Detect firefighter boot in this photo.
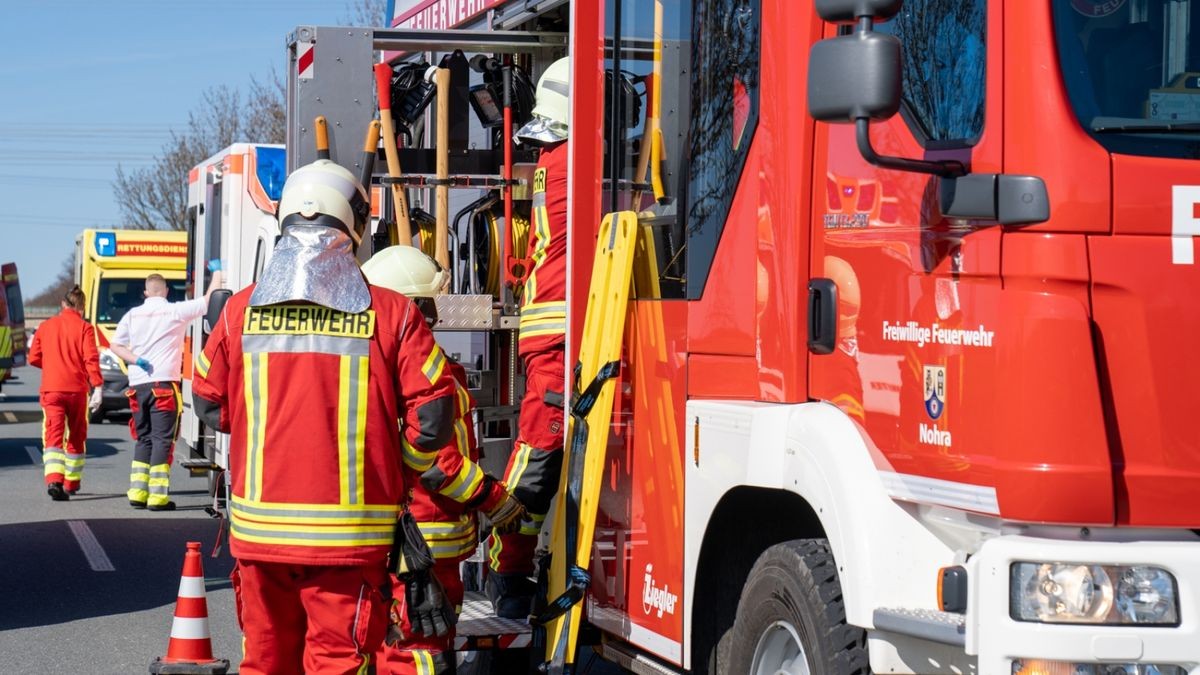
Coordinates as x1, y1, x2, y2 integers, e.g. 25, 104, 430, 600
47, 482, 69, 502
485, 573, 536, 620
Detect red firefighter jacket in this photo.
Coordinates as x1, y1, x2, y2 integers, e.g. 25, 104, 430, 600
410, 360, 506, 561
191, 285, 457, 566
519, 140, 569, 356
29, 308, 102, 393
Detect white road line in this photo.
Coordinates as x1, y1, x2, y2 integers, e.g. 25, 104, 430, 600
25, 445, 41, 466
3, 411, 16, 423
67, 520, 115, 572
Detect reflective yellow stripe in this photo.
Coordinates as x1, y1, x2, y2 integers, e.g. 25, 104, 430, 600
43, 450, 66, 477
195, 351, 211, 379
421, 348, 446, 385
525, 204, 551, 302
402, 437, 438, 473
243, 353, 268, 500
417, 515, 477, 557
338, 355, 369, 505
488, 536, 502, 570
230, 518, 394, 547
503, 443, 533, 493
414, 649, 435, 675
230, 496, 399, 526
63, 453, 86, 482
440, 460, 484, 503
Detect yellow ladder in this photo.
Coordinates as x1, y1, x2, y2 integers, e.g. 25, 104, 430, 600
538, 211, 639, 673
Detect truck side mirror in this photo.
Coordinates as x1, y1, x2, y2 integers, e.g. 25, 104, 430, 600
939, 174, 1051, 227
204, 289, 233, 335
807, 2, 967, 178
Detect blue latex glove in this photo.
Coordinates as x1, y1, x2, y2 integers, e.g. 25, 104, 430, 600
207, 259, 222, 273
135, 358, 153, 374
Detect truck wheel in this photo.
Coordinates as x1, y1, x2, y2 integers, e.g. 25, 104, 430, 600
727, 539, 868, 675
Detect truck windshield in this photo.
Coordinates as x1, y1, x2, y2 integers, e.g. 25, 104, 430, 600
1054, 0, 1200, 158
96, 278, 187, 324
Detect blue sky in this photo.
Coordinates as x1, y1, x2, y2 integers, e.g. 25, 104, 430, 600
0, 0, 364, 298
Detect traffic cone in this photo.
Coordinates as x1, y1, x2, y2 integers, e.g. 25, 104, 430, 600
149, 541, 230, 674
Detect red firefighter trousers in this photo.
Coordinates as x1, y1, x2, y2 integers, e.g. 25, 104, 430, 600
232, 560, 389, 675
488, 348, 565, 576
377, 559, 465, 675
40, 391, 88, 490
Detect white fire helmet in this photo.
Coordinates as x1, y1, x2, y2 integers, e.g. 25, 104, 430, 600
361, 245, 448, 298
248, 160, 372, 314
516, 56, 570, 145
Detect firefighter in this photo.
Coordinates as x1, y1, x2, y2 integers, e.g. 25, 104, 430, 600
362, 246, 526, 674
27, 286, 102, 501
191, 160, 460, 675
486, 55, 571, 618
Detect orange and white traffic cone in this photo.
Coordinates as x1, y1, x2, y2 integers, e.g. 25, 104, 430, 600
149, 541, 230, 674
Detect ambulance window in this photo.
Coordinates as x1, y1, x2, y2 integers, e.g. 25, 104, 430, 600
684, 0, 760, 298
605, 0, 694, 299
876, 0, 987, 147
5, 284, 23, 324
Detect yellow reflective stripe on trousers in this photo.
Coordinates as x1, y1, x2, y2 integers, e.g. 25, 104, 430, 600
338, 355, 369, 505
128, 460, 150, 502
420, 347, 446, 385
413, 649, 435, 675
63, 452, 86, 482
43, 449, 66, 478
148, 463, 170, 505
243, 353, 268, 500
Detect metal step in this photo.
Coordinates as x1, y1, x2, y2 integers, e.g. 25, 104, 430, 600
179, 457, 217, 470
872, 607, 966, 647
454, 591, 532, 651
597, 640, 681, 675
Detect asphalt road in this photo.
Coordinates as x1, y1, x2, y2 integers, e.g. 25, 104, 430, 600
0, 368, 239, 674
0, 368, 627, 675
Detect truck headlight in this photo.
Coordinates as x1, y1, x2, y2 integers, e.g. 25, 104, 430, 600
99, 350, 122, 372
1011, 562, 1179, 625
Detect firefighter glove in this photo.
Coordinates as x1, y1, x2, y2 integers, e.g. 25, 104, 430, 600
389, 511, 434, 576
88, 388, 102, 413
484, 484, 526, 535
394, 569, 457, 639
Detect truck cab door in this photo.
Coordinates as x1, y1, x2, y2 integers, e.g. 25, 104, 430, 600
808, 0, 1007, 515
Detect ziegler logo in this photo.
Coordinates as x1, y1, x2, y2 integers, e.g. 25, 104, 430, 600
641, 564, 678, 618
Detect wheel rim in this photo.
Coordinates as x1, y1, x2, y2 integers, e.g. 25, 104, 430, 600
750, 620, 811, 675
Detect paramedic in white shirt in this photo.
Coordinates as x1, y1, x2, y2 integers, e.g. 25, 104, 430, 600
110, 265, 223, 511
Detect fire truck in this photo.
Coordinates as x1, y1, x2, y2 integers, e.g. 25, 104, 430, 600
178, 143, 285, 477
74, 229, 188, 420
0, 263, 27, 388
276, 0, 1200, 672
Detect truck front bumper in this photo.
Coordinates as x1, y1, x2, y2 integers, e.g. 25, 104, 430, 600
970, 532, 1200, 673
98, 369, 129, 415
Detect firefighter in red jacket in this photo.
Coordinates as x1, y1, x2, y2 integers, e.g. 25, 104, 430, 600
485, 56, 572, 618
28, 286, 102, 501
191, 160, 460, 674
363, 246, 525, 674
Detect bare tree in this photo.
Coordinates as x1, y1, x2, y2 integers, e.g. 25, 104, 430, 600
112, 77, 287, 231
342, 0, 388, 27
27, 255, 77, 308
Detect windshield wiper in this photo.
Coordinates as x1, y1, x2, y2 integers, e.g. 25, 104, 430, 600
1091, 122, 1200, 133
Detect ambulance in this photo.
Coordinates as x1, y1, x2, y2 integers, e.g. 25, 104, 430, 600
178, 143, 285, 479
0, 262, 26, 388
74, 229, 188, 419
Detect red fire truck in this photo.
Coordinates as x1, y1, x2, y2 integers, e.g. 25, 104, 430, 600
283, 0, 1200, 671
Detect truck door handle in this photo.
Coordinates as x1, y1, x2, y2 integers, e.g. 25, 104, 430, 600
808, 278, 837, 355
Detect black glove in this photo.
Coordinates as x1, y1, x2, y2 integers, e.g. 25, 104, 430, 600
390, 511, 435, 576
393, 569, 457, 640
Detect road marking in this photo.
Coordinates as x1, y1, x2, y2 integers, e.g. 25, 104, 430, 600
67, 521, 115, 572
3, 411, 16, 423
25, 445, 41, 466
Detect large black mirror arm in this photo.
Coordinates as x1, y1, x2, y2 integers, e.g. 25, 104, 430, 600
855, 118, 967, 178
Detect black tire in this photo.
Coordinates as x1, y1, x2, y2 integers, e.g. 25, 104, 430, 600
727, 539, 869, 674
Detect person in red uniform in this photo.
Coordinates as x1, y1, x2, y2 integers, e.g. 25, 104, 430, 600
28, 286, 102, 501
191, 160, 459, 675
485, 56, 572, 618
363, 246, 525, 674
